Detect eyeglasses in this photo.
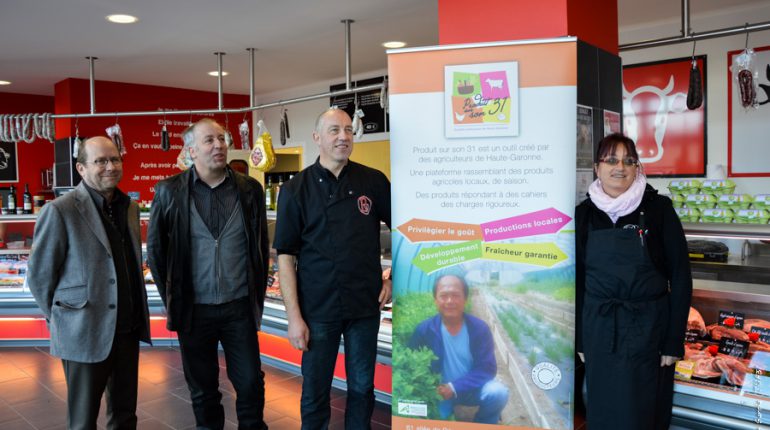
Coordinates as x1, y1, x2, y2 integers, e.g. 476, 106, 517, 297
88, 157, 123, 167
599, 156, 638, 167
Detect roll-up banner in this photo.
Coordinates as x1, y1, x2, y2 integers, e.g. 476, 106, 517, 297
388, 38, 577, 430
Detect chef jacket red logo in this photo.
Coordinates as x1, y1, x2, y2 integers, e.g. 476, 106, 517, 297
357, 195, 372, 215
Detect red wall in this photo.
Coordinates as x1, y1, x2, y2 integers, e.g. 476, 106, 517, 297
0, 92, 56, 196
567, 0, 618, 55
438, 0, 618, 55
55, 78, 250, 202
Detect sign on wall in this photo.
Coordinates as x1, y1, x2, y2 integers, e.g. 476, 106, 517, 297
0, 141, 19, 183
330, 76, 389, 134
622, 56, 707, 177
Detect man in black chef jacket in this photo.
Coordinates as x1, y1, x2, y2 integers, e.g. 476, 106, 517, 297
274, 107, 391, 429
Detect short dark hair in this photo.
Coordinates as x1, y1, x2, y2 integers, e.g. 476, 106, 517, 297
595, 133, 639, 164
432, 274, 469, 298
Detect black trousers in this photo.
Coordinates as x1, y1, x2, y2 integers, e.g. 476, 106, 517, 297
177, 297, 267, 430
62, 331, 140, 430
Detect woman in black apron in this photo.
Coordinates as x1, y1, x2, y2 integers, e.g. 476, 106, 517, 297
576, 133, 692, 430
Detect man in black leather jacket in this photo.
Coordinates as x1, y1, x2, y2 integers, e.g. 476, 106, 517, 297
147, 118, 269, 430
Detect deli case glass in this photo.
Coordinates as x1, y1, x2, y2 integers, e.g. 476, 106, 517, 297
672, 223, 770, 430
0, 210, 394, 401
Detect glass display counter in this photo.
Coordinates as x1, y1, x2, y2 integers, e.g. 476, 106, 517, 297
0, 211, 394, 400
672, 223, 770, 429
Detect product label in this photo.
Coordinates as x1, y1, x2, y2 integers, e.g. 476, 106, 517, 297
718, 338, 750, 358
751, 327, 770, 343
685, 330, 701, 343
719, 310, 745, 329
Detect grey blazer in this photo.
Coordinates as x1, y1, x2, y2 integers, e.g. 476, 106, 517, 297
27, 182, 151, 363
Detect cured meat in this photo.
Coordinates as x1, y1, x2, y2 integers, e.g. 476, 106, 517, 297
684, 346, 710, 362
749, 341, 770, 353
687, 60, 703, 110
692, 357, 722, 378
714, 356, 751, 386
160, 125, 170, 151
739, 69, 756, 108
707, 323, 750, 342
688, 307, 707, 336
742, 318, 770, 333
690, 354, 751, 386
239, 120, 250, 150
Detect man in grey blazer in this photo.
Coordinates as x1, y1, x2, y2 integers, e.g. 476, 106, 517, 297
28, 136, 151, 430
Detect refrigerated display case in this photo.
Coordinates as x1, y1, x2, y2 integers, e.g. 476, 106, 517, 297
0, 210, 394, 401
672, 222, 770, 429
0, 213, 176, 342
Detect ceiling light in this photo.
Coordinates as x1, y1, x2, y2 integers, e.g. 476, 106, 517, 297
0, 81, 10, 86
208, 71, 229, 77
382, 41, 407, 49
106, 14, 138, 24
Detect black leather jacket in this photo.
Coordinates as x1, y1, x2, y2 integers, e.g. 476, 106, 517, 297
147, 167, 269, 332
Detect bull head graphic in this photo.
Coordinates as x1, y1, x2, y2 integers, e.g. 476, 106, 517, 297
622, 76, 687, 164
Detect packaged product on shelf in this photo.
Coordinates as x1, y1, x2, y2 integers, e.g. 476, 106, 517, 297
753, 195, 770, 210
687, 240, 729, 262
0, 253, 28, 289
700, 208, 734, 223
676, 207, 700, 223
734, 209, 770, 224
669, 179, 702, 195
701, 179, 737, 196
265, 251, 282, 300
686, 193, 718, 210
671, 193, 687, 208
717, 194, 753, 210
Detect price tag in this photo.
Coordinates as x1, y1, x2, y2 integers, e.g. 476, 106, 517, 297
751, 327, 770, 343
718, 338, 750, 358
685, 330, 701, 343
718, 310, 745, 329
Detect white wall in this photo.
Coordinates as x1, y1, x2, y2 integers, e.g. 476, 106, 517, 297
252, 68, 390, 169
619, 3, 770, 195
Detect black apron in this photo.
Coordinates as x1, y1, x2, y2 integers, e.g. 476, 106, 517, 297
582, 209, 675, 430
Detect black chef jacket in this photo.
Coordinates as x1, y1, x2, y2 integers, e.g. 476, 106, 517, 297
273, 158, 391, 322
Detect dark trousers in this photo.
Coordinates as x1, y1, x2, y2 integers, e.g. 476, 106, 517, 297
300, 315, 380, 430
62, 331, 140, 430
177, 297, 267, 430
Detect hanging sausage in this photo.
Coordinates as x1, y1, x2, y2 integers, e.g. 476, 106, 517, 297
686, 43, 703, 110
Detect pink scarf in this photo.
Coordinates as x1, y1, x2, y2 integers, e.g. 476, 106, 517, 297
588, 173, 647, 224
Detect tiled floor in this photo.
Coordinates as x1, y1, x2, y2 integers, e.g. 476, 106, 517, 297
0, 346, 391, 430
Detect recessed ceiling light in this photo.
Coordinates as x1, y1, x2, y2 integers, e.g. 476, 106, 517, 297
106, 14, 138, 24
0, 81, 10, 86
382, 41, 407, 49
208, 71, 229, 77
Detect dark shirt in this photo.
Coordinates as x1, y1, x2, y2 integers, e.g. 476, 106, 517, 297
273, 158, 391, 322
190, 167, 238, 238
84, 184, 142, 333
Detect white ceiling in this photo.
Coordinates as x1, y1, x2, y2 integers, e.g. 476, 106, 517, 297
0, 0, 767, 98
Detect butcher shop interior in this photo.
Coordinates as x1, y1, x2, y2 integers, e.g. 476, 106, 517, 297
1, 0, 770, 429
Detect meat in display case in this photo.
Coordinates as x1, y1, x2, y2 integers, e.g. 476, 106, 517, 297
672, 223, 770, 429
